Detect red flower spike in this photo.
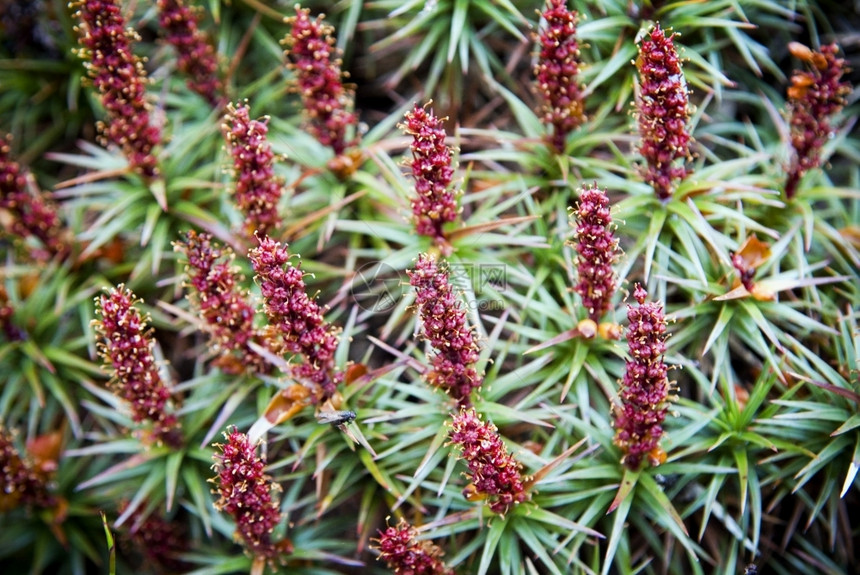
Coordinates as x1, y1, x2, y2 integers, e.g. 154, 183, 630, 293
156, 0, 222, 105
573, 184, 619, 322
284, 5, 357, 156
0, 285, 26, 342
449, 408, 530, 516
613, 284, 671, 470
249, 235, 342, 399
94, 285, 182, 448
223, 102, 284, 239
401, 103, 460, 250
635, 25, 691, 200
784, 42, 852, 199
408, 254, 482, 407
120, 501, 190, 573
0, 426, 56, 512
0, 135, 65, 260
175, 231, 272, 375
534, 0, 586, 153
374, 518, 453, 575
73, 0, 161, 178
212, 428, 292, 561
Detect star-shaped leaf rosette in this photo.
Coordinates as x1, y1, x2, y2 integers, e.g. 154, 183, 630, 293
714, 233, 849, 304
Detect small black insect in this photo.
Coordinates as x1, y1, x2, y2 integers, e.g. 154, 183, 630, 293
316, 410, 357, 427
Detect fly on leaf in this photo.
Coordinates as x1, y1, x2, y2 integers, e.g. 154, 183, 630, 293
316, 410, 357, 427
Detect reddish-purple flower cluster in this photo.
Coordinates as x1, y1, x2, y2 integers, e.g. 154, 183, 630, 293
534, 0, 586, 153
375, 518, 453, 575
284, 5, 356, 156
635, 25, 691, 200
0, 285, 25, 342
613, 284, 670, 470
401, 104, 459, 251
223, 102, 284, 238
573, 184, 619, 323
94, 286, 181, 447
784, 42, 852, 199
449, 408, 530, 516
0, 135, 65, 259
249, 235, 341, 399
0, 426, 56, 512
212, 428, 291, 561
175, 231, 271, 375
156, 0, 222, 105
120, 501, 189, 573
408, 254, 482, 407
74, 0, 161, 178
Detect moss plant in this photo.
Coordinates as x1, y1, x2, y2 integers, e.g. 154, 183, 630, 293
0, 1, 858, 574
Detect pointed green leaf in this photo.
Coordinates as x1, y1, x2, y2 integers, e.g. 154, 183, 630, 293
840, 436, 860, 498
477, 518, 507, 575
602, 472, 636, 575
101, 511, 116, 575
732, 447, 749, 517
